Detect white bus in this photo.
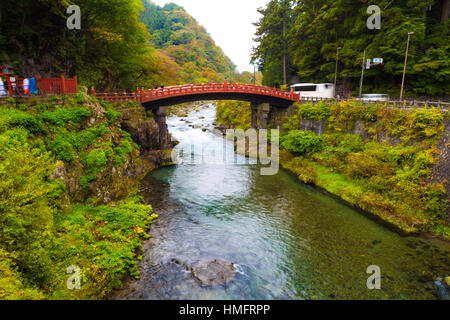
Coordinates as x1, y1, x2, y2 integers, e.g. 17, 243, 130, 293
290, 83, 335, 99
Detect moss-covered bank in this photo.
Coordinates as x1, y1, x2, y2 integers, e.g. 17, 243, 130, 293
216, 100, 449, 239
0, 93, 172, 299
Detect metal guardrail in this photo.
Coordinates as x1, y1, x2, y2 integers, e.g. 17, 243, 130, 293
298, 97, 450, 110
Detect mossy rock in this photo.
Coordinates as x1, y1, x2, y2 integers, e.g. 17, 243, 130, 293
190, 259, 236, 286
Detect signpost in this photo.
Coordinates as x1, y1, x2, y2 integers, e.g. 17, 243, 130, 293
360, 53, 384, 97
373, 58, 383, 64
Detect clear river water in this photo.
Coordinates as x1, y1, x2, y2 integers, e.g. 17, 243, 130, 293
113, 104, 449, 300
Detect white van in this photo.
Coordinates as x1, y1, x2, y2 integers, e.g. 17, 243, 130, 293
290, 83, 334, 99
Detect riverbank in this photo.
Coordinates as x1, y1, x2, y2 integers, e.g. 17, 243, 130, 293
0, 92, 172, 299
216, 100, 450, 240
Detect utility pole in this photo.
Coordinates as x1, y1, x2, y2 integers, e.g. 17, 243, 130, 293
334, 47, 342, 98
400, 32, 414, 101
359, 50, 366, 98
282, 18, 287, 86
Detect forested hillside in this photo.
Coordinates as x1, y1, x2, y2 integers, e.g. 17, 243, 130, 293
252, 0, 449, 97
0, 0, 239, 91
140, 1, 237, 85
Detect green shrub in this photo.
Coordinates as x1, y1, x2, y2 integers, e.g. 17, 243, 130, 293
411, 108, 444, 137
8, 111, 46, 134
48, 135, 76, 162
35, 103, 50, 113
68, 124, 109, 151
86, 149, 109, 173
297, 102, 330, 120
47, 180, 67, 200
49, 198, 158, 299
105, 107, 122, 122
113, 140, 133, 166
2, 128, 29, 144
216, 100, 251, 130
388, 146, 420, 165
42, 106, 92, 127
76, 92, 87, 104
0, 249, 45, 300
281, 130, 325, 155
0, 133, 56, 288
325, 134, 365, 156
80, 174, 97, 189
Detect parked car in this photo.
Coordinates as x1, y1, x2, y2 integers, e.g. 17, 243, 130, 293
359, 94, 389, 102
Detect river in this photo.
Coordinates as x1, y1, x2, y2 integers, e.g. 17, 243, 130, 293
113, 103, 449, 300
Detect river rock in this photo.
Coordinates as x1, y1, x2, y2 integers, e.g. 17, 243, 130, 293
215, 123, 227, 134
434, 277, 450, 300
190, 259, 236, 286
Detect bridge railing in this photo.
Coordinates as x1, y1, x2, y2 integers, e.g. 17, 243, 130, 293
91, 83, 301, 103
140, 83, 300, 102
91, 91, 141, 102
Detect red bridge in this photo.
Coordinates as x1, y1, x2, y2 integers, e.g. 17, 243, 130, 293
92, 83, 300, 150
93, 82, 300, 109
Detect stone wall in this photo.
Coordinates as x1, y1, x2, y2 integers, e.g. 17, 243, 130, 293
431, 117, 450, 222
299, 118, 326, 136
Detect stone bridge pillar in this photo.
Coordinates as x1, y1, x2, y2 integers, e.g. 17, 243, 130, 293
251, 102, 259, 129
259, 103, 270, 129
154, 106, 168, 150
271, 105, 292, 130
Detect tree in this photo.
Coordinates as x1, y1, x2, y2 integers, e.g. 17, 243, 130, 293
254, 0, 449, 96
252, 0, 296, 87
0, 0, 160, 90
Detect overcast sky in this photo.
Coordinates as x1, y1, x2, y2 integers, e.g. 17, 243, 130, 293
150, 0, 270, 72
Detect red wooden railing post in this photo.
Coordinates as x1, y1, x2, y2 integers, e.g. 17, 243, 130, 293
61, 75, 66, 94
7, 77, 12, 97
74, 76, 78, 93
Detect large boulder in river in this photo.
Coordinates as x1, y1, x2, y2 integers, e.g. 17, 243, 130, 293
191, 259, 236, 286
